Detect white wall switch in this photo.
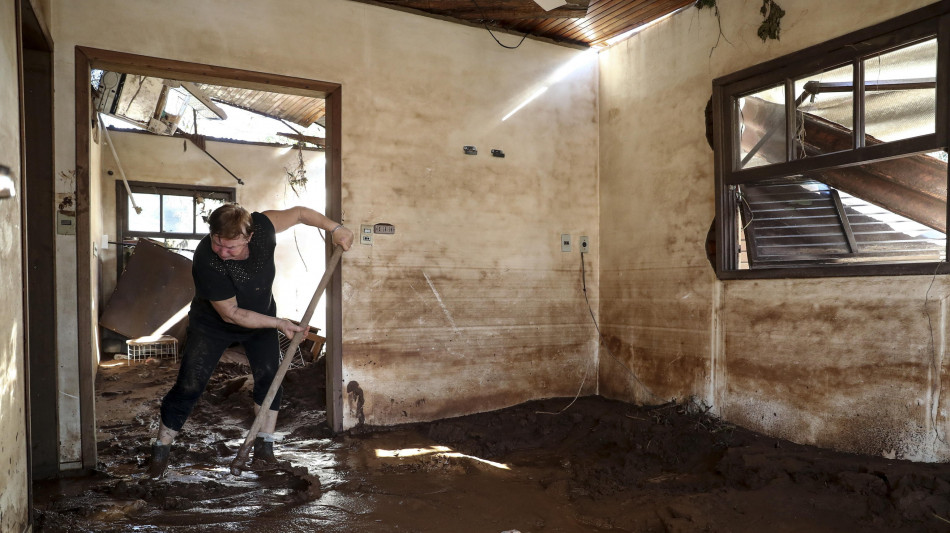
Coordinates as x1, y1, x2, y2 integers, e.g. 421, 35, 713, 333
561, 233, 572, 252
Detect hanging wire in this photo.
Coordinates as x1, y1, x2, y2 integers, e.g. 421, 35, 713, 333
924, 262, 949, 448
537, 250, 662, 415
470, 0, 531, 49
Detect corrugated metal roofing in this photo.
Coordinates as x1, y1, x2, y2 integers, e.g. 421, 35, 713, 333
194, 84, 326, 129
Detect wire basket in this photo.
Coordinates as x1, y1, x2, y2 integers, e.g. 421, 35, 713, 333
277, 330, 308, 369
126, 335, 179, 364
276, 325, 325, 370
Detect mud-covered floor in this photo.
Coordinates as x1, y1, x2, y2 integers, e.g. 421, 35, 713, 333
33, 356, 950, 532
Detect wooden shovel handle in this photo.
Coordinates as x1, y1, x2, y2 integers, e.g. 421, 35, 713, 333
230, 245, 344, 474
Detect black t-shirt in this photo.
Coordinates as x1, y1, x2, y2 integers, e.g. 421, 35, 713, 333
188, 211, 278, 335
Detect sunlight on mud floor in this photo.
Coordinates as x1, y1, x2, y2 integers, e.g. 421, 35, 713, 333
32, 358, 950, 532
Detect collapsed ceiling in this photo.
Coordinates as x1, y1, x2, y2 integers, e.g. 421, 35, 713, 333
349, 0, 695, 48
93, 71, 327, 145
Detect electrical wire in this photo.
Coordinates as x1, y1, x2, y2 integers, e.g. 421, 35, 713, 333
470, 0, 530, 49
579, 250, 660, 402
537, 250, 661, 416
924, 262, 949, 447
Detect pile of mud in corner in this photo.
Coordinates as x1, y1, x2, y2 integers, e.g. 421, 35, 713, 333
33, 357, 950, 532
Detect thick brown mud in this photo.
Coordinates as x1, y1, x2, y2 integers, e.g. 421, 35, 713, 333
33, 356, 950, 532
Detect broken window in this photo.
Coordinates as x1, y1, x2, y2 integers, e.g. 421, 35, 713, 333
117, 181, 235, 272
713, 3, 950, 278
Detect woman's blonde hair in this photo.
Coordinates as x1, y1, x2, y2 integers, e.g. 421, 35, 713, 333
208, 203, 252, 239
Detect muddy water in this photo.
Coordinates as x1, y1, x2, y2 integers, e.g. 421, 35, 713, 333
33, 358, 950, 532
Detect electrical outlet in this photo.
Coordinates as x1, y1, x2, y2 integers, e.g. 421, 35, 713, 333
561, 234, 572, 252
579, 236, 590, 253
360, 224, 373, 245
374, 223, 395, 234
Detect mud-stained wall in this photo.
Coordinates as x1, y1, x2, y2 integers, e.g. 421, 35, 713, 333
97, 131, 328, 330
598, 0, 950, 461
0, 0, 30, 529
51, 0, 599, 435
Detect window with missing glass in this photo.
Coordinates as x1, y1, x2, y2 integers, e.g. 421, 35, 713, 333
712, 2, 950, 278
117, 181, 235, 272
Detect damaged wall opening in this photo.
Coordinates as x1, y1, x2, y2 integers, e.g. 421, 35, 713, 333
713, 8, 950, 278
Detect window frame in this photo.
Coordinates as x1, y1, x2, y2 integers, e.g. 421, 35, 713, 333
116, 180, 236, 273
712, 1, 950, 279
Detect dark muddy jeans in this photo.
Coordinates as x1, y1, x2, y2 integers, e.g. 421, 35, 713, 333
160, 326, 283, 432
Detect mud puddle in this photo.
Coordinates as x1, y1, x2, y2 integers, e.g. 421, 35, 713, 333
33, 357, 950, 532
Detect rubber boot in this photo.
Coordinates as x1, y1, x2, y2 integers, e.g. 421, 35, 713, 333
148, 443, 171, 480
253, 436, 277, 464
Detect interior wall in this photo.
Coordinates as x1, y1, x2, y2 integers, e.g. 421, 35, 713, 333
598, 0, 950, 461
98, 131, 328, 332
52, 0, 599, 435
0, 0, 30, 529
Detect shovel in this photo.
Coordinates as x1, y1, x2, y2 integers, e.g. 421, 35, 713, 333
230, 245, 344, 475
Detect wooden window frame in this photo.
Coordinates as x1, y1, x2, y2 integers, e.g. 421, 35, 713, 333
713, 1, 950, 279
115, 180, 236, 274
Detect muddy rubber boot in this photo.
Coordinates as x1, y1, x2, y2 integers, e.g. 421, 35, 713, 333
252, 436, 277, 465
148, 443, 171, 480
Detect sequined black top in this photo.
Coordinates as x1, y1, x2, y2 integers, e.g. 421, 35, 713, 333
188, 212, 278, 335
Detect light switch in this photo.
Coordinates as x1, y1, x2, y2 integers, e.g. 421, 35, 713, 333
561, 234, 572, 252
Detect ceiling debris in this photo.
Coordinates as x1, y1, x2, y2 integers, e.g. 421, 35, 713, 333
351, 0, 694, 48
92, 71, 326, 144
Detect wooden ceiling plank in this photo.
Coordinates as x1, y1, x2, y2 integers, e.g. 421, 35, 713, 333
244, 89, 271, 109
284, 96, 317, 121
560, 0, 666, 39
356, 0, 690, 47
571, 0, 688, 43
525, 0, 629, 32
278, 96, 305, 118
596, 0, 692, 41
266, 97, 293, 119
400, 0, 589, 20
542, 0, 643, 40
528, 0, 684, 45
301, 106, 327, 126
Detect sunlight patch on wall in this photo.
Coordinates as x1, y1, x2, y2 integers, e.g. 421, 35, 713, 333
502, 49, 597, 122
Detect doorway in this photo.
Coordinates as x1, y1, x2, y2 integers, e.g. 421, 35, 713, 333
74, 48, 344, 470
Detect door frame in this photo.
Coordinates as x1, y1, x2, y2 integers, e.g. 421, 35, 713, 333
74, 47, 345, 469
18, 0, 55, 524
